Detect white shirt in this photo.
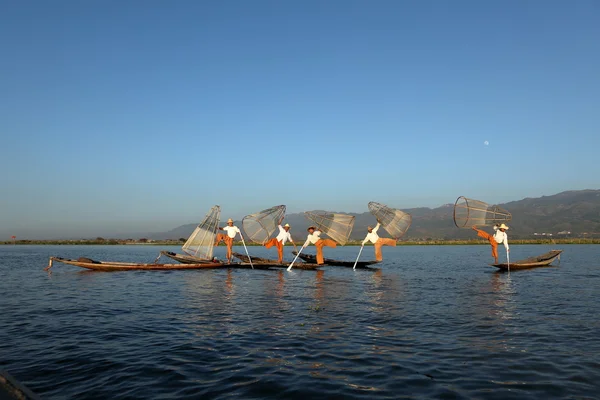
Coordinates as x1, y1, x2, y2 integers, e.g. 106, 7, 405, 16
493, 227, 509, 250
223, 225, 240, 239
303, 230, 322, 247
276, 225, 293, 245
362, 223, 381, 245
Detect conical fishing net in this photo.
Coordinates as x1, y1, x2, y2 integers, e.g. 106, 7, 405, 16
242, 205, 286, 244
304, 211, 355, 246
182, 205, 221, 259
368, 201, 412, 239
453, 196, 512, 228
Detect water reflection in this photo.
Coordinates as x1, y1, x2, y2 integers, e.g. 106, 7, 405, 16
314, 270, 325, 301
364, 269, 406, 317
264, 269, 287, 306
490, 272, 515, 322
372, 268, 383, 287
181, 270, 233, 334
225, 269, 234, 298
4, 245, 600, 399
365, 269, 385, 313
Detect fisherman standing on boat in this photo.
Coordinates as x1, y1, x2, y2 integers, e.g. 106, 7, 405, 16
472, 223, 509, 264
302, 226, 336, 265
361, 222, 396, 262
264, 223, 296, 264
216, 218, 241, 263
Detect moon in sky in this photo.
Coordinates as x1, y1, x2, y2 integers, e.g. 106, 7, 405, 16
484, 141, 489, 146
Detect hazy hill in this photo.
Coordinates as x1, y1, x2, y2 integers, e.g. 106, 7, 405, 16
147, 190, 600, 241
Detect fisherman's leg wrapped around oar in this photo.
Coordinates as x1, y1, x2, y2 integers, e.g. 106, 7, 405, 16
216, 235, 234, 261
264, 238, 284, 263
374, 238, 396, 262
214, 233, 227, 246
315, 239, 336, 264
473, 228, 498, 260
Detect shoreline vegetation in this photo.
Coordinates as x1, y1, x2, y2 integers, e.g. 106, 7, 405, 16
2, 238, 599, 246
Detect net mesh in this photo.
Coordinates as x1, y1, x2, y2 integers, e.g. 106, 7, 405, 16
242, 205, 286, 245
182, 205, 221, 258
368, 202, 412, 239
453, 196, 512, 228
305, 211, 355, 246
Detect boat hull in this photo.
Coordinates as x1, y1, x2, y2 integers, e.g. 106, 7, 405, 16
47, 257, 224, 271
291, 251, 380, 268
159, 250, 215, 264
491, 250, 562, 270
1, 369, 40, 400
232, 253, 321, 270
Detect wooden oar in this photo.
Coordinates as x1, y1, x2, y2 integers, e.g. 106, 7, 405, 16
353, 245, 364, 270
287, 246, 304, 271
240, 234, 253, 269
507, 249, 510, 271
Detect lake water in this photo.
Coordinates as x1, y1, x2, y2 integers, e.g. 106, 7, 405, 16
1, 244, 600, 399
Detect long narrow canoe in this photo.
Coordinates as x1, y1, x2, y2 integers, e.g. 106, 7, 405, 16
491, 250, 563, 271
232, 253, 321, 270
46, 256, 224, 271
291, 251, 381, 268
1, 369, 41, 400
159, 250, 214, 264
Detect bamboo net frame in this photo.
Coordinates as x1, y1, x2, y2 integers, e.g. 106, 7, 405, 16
368, 201, 412, 239
182, 205, 221, 259
242, 205, 286, 245
304, 211, 355, 246
453, 196, 512, 228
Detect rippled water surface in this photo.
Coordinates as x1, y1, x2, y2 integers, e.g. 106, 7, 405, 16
1, 244, 600, 399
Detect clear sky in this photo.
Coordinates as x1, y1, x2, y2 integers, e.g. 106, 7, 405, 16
1, 0, 599, 239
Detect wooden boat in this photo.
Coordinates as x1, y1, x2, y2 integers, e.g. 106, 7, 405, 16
232, 252, 321, 270
159, 253, 274, 270
159, 250, 213, 264
1, 369, 41, 400
230, 263, 273, 270
291, 251, 380, 268
158, 205, 223, 264
45, 256, 225, 271
491, 250, 563, 271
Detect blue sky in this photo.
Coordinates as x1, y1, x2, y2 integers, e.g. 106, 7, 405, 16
1, 0, 599, 239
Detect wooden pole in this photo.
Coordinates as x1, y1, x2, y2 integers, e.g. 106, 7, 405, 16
287, 247, 304, 271
353, 246, 364, 270
240, 234, 253, 269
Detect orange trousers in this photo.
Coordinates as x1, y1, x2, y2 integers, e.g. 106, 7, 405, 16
474, 229, 498, 259
374, 238, 396, 261
264, 238, 284, 263
215, 233, 234, 261
315, 239, 336, 264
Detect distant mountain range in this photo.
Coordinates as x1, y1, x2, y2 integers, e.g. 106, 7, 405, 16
144, 189, 600, 241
